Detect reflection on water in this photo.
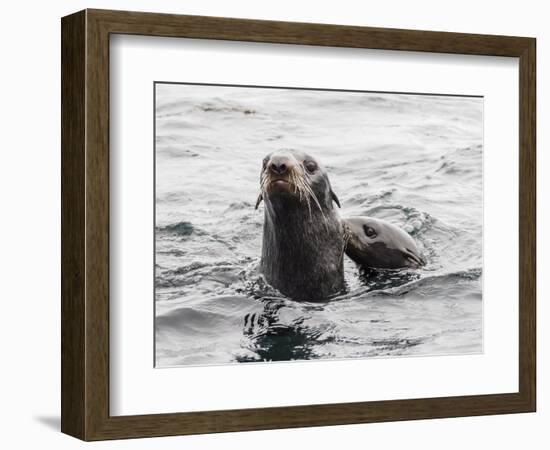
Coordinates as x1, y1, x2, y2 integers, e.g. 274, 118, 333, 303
154, 84, 483, 367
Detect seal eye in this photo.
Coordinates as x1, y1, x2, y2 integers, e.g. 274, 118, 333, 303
304, 161, 318, 173
363, 225, 377, 238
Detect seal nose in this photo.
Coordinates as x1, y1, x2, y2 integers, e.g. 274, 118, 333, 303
269, 156, 292, 175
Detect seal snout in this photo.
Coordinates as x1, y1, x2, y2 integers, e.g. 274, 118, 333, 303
268, 155, 293, 175
265, 154, 298, 193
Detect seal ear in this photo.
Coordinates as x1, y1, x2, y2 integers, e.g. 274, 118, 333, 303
255, 193, 263, 210
331, 190, 341, 208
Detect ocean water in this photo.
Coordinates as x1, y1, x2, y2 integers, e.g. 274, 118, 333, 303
154, 83, 483, 367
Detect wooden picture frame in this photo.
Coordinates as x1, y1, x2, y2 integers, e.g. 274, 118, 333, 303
61, 9, 536, 441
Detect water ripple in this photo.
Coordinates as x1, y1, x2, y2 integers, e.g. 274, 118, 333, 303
154, 85, 483, 366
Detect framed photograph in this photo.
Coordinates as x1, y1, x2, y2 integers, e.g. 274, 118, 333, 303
61, 9, 536, 440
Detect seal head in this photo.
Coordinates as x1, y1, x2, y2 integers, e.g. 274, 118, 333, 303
257, 149, 345, 300
344, 216, 425, 269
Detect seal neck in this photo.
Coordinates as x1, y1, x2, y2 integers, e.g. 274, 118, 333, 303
260, 206, 345, 300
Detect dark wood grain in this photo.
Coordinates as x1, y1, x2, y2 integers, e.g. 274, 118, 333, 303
61, 8, 536, 441
90, 8, 532, 56
85, 10, 111, 438
518, 39, 536, 410
61, 10, 86, 439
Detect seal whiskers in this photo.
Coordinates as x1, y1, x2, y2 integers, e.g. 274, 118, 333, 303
258, 161, 328, 227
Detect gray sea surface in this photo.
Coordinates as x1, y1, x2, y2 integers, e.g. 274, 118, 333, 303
154, 83, 483, 367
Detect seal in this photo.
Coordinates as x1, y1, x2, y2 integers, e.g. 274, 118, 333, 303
344, 216, 425, 269
256, 149, 345, 300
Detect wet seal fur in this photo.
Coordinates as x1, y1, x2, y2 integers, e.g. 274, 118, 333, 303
344, 216, 425, 269
256, 149, 346, 301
